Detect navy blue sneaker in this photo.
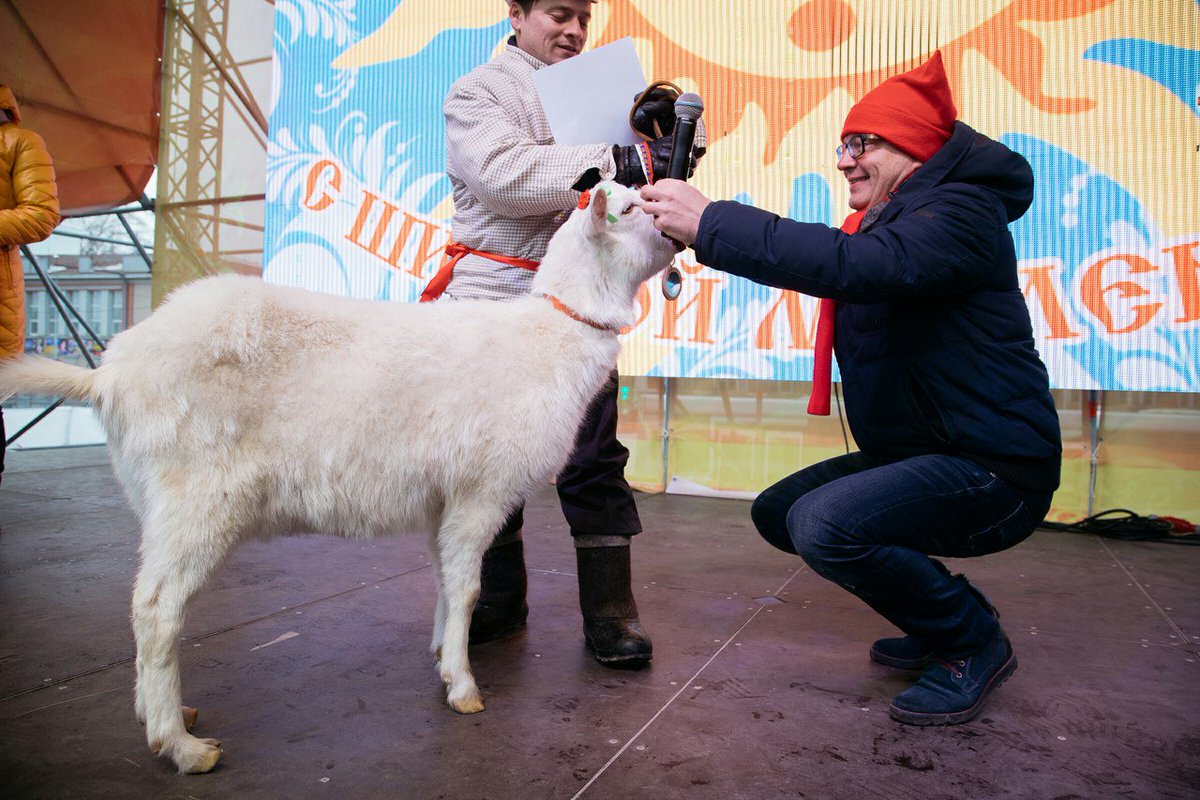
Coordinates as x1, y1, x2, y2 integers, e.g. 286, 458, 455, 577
889, 632, 1018, 725
871, 574, 998, 671
870, 635, 935, 670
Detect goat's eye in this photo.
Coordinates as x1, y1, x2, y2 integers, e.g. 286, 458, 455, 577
620, 205, 636, 216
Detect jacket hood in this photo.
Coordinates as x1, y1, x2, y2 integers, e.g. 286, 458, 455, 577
899, 121, 1033, 222
0, 85, 20, 124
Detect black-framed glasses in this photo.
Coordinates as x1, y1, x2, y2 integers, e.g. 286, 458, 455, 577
835, 133, 882, 160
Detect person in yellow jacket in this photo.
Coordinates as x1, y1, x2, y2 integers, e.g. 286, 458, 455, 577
1, 84, 60, 482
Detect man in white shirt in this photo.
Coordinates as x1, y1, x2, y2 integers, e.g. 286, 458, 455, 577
429, 0, 699, 665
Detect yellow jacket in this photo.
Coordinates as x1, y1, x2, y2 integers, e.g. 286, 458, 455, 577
1, 85, 60, 358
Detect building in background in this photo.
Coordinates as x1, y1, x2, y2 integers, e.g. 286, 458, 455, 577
21, 253, 152, 368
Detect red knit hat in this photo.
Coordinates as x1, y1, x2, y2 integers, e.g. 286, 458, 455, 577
841, 51, 956, 162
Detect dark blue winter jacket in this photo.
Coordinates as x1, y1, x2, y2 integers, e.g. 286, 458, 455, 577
694, 122, 1061, 493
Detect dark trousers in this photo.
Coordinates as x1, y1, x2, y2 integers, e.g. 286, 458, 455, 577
1, 406, 6, 479
751, 451, 1052, 657
496, 370, 641, 540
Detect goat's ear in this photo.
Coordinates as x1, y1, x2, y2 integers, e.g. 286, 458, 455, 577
585, 186, 610, 235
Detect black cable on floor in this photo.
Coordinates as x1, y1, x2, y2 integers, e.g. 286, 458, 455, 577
1041, 508, 1200, 545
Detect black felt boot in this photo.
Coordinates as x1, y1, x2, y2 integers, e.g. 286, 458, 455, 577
576, 543, 652, 665
468, 538, 528, 644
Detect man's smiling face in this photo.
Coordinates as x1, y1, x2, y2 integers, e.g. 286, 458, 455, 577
510, 0, 592, 65
838, 134, 923, 211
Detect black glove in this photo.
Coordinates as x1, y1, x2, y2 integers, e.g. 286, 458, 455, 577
612, 136, 695, 187
630, 82, 681, 140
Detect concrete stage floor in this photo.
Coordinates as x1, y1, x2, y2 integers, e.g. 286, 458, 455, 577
1, 445, 1197, 799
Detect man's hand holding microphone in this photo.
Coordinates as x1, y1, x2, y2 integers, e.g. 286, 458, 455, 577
637, 90, 711, 247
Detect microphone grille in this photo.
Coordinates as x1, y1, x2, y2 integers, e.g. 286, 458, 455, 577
674, 92, 704, 121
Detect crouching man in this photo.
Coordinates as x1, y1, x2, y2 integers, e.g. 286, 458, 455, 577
424, 0, 700, 664
642, 52, 1061, 723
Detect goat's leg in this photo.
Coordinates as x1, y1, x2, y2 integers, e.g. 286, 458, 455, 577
434, 504, 508, 714
132, 520, 230, 774
428, 528, 447, 661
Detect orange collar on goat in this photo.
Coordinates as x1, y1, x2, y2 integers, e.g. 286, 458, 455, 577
535, 293, 626, 334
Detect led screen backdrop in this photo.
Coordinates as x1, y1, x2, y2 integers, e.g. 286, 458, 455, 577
264, 1, 1200, 392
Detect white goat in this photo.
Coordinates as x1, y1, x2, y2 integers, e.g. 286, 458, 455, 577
0, 182, 677, 774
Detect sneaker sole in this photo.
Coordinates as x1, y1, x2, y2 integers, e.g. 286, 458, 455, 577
888, 653, 1018, 726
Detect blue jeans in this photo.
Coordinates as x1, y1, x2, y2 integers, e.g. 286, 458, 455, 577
751, 452, 1052, 658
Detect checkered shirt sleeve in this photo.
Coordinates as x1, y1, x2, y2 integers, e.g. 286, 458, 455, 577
441, 45, 613, 302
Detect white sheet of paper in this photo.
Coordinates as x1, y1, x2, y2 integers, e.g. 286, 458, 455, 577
531, 37, 646, 147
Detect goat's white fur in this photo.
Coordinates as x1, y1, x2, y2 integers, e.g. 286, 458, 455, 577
0, 183, 677, 774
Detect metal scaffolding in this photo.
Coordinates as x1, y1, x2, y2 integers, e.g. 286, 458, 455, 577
153, 0, 270, 305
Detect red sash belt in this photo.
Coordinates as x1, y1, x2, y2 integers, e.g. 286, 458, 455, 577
419, 242, 540, 303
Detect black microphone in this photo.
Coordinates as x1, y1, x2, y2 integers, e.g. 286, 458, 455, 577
666, 92, 704, 181
661, 92, 702, 300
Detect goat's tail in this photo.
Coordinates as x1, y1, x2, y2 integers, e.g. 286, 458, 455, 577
0, 356, 100, 404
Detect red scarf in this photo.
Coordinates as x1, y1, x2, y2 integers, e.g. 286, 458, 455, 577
807, 209, 865, 415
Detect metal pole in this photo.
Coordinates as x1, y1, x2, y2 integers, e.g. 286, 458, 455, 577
61, 205, 150, 220
48, 230, 153, 250
5, 399, 64, 448
1087, 388, 1103, 516
117, 214, 155, 271
660, 377, 671, 492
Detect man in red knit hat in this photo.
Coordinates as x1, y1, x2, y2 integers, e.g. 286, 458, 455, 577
641, 52, 1061, 725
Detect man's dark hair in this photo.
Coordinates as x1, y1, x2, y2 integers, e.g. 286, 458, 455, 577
510, 0, 596, 13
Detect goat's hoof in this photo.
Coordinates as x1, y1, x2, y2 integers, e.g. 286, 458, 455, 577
180, 737, 223, 774
448, 689, 485, 715
182, 706, 198, 730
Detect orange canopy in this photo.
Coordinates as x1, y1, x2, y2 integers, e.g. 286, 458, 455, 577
0, 0, 163, 214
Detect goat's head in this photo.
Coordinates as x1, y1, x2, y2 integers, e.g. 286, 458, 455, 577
536, 182, 680, 314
